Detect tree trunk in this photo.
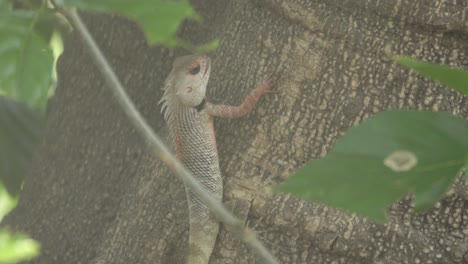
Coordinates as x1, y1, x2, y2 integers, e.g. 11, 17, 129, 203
5, 0, 467, 263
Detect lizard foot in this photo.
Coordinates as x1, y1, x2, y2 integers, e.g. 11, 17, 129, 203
257, 73, 280, 95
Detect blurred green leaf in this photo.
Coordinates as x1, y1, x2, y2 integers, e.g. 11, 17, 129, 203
11, 0, 44, 10
464, 155, 468, 182
394, 56, 468, 95
0, 7, 54, 108
0, 185, 17, 222
34, 10, 72, 44
274, 111, 468, 222
64, 0, 198, 46
194, 39, 219, 54
0, 96, 45, 195
0, 229, 39, 263
0, 0, 10, 9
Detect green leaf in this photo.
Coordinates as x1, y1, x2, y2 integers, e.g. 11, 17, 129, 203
464, 154, 468, 182
274, 111, 468, 222
64, 0, 198, 45
0, 0, 10, 9
0, 229, 40, 263
0, 184, 17, 222
194, 39, 219, 54
0, 7, 54, 108
394, 56, 468, 95
0, 96, 45, 196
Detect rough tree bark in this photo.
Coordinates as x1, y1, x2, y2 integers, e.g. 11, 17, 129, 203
5, 0, 467, 263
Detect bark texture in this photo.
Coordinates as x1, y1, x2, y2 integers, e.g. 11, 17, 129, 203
5, 0, 468, 263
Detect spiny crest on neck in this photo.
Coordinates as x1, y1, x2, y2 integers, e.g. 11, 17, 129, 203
160, 54, 211, 120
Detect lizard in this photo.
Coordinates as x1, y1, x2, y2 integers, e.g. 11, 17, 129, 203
160, 54, 275, 264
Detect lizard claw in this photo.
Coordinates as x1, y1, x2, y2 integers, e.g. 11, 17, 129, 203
257, 73, 280, 94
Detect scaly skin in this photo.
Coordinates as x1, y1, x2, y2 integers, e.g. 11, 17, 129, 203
160, 54, 274, 264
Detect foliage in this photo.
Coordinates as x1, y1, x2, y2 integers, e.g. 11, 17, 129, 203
275, 55, 468, 222
0, 1, 53, 108
275, 111, 468, 222
0, 96, 44, 195
62, 0, 199, 46
0, 230, 40, 264
0, 185, 40, 264
394, 56, 468, 95
0, 184, 17, 222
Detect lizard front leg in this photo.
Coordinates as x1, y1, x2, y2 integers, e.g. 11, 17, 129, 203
205, 76, 276, 119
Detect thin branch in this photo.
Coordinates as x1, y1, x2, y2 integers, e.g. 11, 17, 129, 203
62, 8, 280, 264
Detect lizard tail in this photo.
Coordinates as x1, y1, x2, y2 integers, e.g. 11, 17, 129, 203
186, 191, 220, 264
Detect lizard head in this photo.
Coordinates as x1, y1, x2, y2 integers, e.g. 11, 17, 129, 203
160, 54, 211, 119
173, 54, 210, 107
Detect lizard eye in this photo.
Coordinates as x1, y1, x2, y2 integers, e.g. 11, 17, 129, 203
189, 64, 201, 75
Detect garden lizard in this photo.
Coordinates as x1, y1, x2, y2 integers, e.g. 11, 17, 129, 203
160, 54, 274, 264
